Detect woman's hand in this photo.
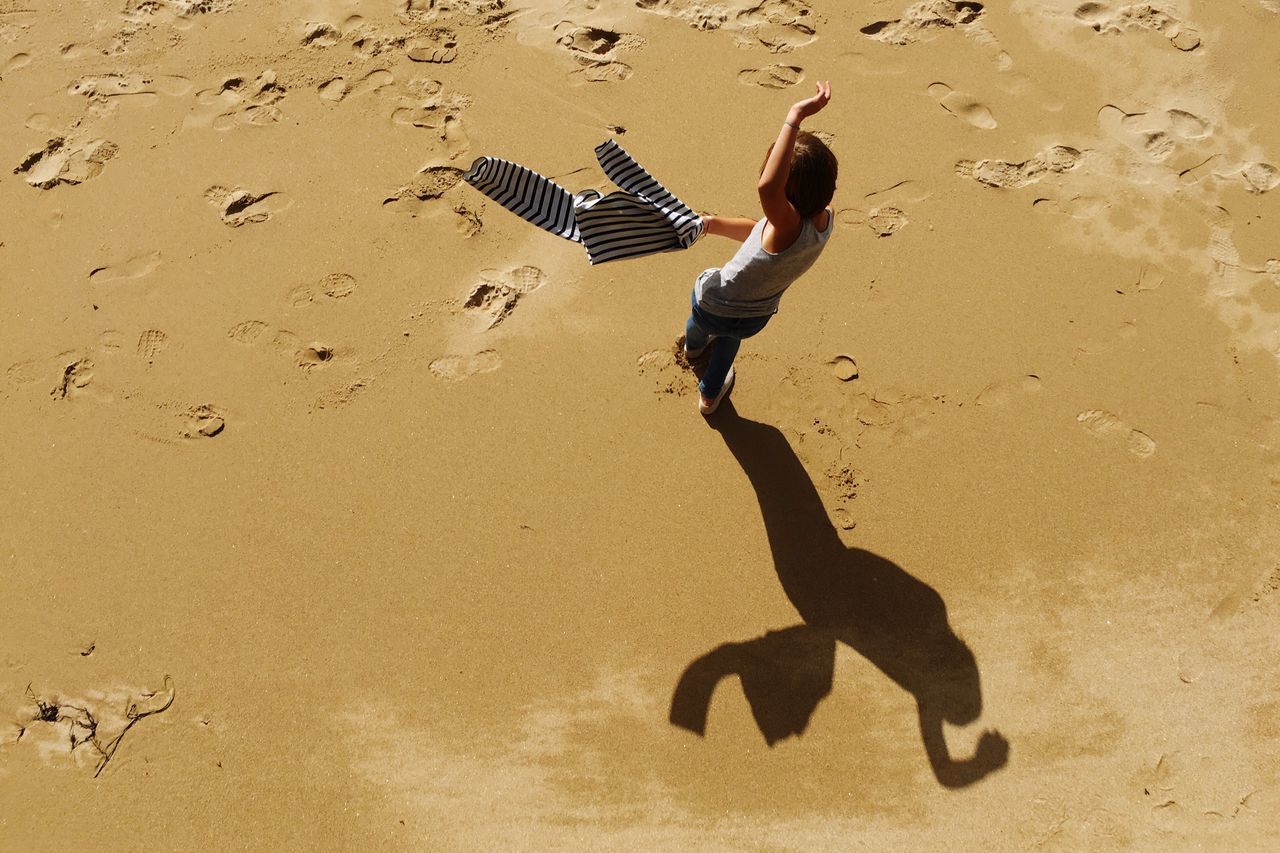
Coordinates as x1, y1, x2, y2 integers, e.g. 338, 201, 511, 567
788, 80, 831, 124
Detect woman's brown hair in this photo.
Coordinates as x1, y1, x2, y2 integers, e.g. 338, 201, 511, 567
761, 132, 838, 218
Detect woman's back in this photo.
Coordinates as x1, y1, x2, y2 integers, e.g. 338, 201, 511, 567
694, 209, 833, 318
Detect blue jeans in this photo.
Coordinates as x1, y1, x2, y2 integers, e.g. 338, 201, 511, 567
686, 293, 772, 397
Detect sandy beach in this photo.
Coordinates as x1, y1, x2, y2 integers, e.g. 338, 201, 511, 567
2, 0, 1279, 848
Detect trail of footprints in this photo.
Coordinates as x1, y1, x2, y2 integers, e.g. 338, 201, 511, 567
179, 60, 473, 165
3, 333, 228, 442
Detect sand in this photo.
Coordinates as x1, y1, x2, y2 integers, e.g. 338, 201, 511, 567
2, 0, 1279, 849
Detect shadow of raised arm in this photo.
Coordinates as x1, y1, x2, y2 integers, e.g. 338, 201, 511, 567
918, 704, 1010, 789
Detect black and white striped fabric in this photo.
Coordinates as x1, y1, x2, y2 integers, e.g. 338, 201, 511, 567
462, 139, 704, 265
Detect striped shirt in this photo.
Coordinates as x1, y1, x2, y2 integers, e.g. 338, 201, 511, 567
462, 139, 704, 265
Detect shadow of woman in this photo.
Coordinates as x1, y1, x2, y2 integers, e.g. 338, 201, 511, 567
670, 402, 1009, 788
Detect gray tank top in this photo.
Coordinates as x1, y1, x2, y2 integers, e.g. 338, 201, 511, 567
694, 209, 833, 318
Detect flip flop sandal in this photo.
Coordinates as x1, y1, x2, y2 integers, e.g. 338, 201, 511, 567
698, 366, 735, 415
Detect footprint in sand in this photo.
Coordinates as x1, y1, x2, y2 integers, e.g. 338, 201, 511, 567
49, 356, 95, 400
186, 71, 285, 130
205, 186, 293, 227
552, 23, 642, 84
847, 387, 945, 444
350, 30, 395, 58
136, 329, 169, 364
1116, 265, 1164, 296
390, 79, 472, 160
1073, 319, 1138, 362
68, 72, 192, 108
734, 0, 820, 52
861, 0, 984, 44
1073, 2, 1201, 51
831, 354, 859, 381
289, 272, 359, 307
637, 341, 697, 398
227, 320, 271, 345
2, 52, 31, 79
89, 251, 161, 283
407, 29, 459, 64
638, 0, 818, 53
297, 345, 336, 370
1240, 162, 1279, 195
860, 0, 1009, 66
739, 64, 804, 89
14, 137, 118, 190
866, 207, 909, 237
96, 330, 128, 356
974, 374, 1041, 406
123, 0, 233, 22
955, 145, 1082, 189
318, 69, 393, 103
111, 1, 229, 52
6, 350, 80, 398
463, 266, 546, 330
303, 22, 342, 47
383, 165, 482, 235
353, 6, 477, 58
1187, 158, 1280, 194
153, 402, 227, 441
302, 8, 370, 49
928, 82, 997, 129
1202, 206, 1280, 354
823, 461, 862, 530
383, 164, 462, 206
428, 350, 501, 381
847, 179, 933, 236
1077, 409, 1155, 458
